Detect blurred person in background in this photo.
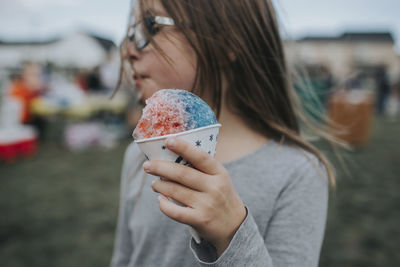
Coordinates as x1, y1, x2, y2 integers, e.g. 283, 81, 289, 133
75, 70, 90, 92
387, 79, 400, 118
75, 67, 104, 93
86, 66, 103, 92
111, 0, 336, 266
376, 65, 390, 115
8, 61, 47, 139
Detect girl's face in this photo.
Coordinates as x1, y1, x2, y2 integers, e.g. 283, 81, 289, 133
127, 1, 197, 103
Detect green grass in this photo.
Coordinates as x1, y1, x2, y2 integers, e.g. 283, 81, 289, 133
0, 139, 130, 267
319, 117, 400, 267
1, 118, 399, 267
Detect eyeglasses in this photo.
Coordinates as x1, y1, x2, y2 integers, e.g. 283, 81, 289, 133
127, 16, 175, 51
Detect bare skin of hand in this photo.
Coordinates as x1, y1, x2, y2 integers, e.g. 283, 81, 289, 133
143, 137, 247, 257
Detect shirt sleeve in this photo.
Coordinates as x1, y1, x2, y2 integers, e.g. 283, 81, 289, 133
110, 143, 137, 267
190, 159, 329, 267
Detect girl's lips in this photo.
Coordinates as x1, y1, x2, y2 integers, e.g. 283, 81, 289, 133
133, 74, 149, 88
134, 78, 142, 87
133, 73, 149, 80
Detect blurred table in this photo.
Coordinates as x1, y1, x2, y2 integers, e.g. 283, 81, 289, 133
30, 93, 128, 120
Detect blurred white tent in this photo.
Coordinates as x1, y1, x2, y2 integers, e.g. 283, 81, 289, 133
0, 31, 117, 69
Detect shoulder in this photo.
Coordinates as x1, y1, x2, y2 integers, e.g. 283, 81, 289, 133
275, 143, 323, 171
271, 142, 329, 195
226, 140, 328, 193
254, 140, 329, 191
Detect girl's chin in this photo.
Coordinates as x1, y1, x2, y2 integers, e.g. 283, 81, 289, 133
137, 90, 155, 106
134, 89, 143, 104
143, 87, 164, 99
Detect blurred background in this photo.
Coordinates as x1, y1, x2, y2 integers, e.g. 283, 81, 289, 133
1, 0, 399, 266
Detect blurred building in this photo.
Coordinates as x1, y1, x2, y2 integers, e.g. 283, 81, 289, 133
285, 31, 400, 83
0, 31, 117, 71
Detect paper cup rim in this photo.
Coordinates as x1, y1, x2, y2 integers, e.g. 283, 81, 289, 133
134, 124, 221, 144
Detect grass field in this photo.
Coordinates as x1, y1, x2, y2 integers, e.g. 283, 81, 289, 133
1, 117, 399, 267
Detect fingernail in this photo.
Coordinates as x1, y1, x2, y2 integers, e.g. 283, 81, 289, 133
143, 161, 151, 171
166, 138, 176, 147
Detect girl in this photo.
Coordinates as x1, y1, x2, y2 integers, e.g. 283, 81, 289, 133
111, 0, 334, 266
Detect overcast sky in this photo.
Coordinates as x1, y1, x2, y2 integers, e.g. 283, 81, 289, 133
1, 0, 399, 52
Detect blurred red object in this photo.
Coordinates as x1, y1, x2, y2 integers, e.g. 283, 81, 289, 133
0, 139, 37, 163
0, 127, 38, 163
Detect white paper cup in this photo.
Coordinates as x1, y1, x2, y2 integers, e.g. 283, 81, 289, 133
134, 124, 221, 243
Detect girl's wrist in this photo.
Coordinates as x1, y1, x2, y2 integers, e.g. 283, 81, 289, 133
214, 205, 247, 257
215, 238, 232, 258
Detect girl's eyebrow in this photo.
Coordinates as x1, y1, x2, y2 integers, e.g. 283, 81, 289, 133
144, 7, 169, 17
133, 7, 167, 23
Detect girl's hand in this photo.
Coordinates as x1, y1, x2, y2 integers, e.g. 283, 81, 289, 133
143, 137, 247, 256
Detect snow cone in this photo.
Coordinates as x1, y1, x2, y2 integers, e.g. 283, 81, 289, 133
133, 89, 221, 243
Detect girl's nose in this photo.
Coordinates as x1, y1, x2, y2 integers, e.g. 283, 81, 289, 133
127, 40, 140, 61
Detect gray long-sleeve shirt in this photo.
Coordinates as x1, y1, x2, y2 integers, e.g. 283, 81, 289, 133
111, 139, 328, 267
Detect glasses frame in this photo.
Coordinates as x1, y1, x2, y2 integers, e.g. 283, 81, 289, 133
127, 16, 175, 51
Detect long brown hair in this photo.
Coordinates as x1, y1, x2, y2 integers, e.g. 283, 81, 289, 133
119, 0, 336, 187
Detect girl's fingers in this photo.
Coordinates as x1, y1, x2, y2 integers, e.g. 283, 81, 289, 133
165, 137, 224, 175
144, 160, 208, 192
151, 178, 200, 207
157, 194, 197, 225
